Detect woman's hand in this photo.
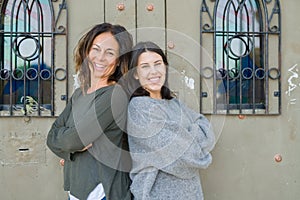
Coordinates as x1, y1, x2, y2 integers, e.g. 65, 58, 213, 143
78, 143, 93, 152
59, 144, 92, 166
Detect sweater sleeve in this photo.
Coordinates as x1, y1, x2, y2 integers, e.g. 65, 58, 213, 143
47, 86, 128, 158
180, 99, 215, 151
128, 98, 191, 177
162, 101, 215, 175
46, 92, 81, 160
128, 97, 215, 179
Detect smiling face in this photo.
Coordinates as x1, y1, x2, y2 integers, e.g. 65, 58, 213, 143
135, 51, 166, 99
88, 32, 119, 84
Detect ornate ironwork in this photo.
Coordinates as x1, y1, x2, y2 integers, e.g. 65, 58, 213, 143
200, 0, 281, 115
55, 0, 67, 32
267, 0, 280, 33
0, 0, 68, 116
200, 0, 214, 32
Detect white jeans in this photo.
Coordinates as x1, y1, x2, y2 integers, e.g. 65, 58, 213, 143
68, 183, 105, 200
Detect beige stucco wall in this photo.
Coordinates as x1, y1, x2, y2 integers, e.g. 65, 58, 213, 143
0, 0, 299, 199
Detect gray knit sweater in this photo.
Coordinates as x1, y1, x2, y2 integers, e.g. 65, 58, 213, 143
127, 96, 215, 200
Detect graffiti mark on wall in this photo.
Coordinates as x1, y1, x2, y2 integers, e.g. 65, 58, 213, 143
184, 76, 195, 90
286, 64, 299, 105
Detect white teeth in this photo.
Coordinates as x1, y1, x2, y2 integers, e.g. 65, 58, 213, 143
149, 77, 160, 82
94, 63, 105, 69
95, 63, 102, 67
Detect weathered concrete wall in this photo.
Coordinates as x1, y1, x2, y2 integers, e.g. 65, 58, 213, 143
0, 0, 299, 199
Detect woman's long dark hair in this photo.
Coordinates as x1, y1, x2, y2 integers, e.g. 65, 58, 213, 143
74, 23, 133, 93
126, 41, 173, 100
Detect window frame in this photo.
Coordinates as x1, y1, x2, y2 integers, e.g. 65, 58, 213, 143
0, 0, 68, 117
200, 0, 281, 115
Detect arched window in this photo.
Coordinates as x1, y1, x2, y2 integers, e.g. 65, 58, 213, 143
0, 0, 68, 116
200, 0, 281, 115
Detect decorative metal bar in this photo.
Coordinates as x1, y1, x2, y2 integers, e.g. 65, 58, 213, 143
0, 0, 68, 117
200, 0, 281, 115
201, 0, 214, 32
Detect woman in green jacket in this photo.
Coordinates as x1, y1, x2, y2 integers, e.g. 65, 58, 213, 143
47, 23, 133, 200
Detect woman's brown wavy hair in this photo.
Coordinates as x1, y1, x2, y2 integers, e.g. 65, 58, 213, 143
74, 23, 133, 93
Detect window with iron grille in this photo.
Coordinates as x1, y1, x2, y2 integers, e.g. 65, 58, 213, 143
0, 0, 68, 117
200, 0, 281, 115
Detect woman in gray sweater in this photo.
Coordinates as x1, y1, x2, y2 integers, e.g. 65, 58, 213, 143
126, 41, 215, 200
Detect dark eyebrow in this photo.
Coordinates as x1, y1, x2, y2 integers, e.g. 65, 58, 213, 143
92, 44, 117, 52
140, 59, 163, 65
154, 60, 163, 64
92, 44, 101, 48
